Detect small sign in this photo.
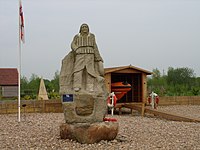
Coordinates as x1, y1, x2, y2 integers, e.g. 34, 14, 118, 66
62, 94, 73, 102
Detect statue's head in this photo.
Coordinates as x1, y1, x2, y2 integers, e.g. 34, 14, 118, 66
79, 23, 89, 35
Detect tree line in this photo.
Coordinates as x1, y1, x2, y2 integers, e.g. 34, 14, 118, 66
148, 67, 200, 96
20, 67, 200, 100
21, 71, 60, 100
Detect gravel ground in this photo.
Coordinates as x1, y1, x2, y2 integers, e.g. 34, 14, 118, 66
1, 105, 200, 150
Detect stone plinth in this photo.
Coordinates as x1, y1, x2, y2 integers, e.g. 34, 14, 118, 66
60, 121, 119, 144
62, 93, 107, 124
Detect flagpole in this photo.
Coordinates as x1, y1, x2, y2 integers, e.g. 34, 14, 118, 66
18, 0, 21, 122
18, 39, 21, 122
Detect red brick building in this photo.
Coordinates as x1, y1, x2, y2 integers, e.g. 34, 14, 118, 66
0, 68, 18, 97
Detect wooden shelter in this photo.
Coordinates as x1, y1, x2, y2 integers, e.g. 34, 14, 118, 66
104, 65, 152, 104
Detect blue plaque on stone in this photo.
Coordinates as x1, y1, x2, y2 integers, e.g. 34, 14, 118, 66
62, 94, 73, 102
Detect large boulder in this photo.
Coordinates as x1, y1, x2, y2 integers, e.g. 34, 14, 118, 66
60, 121, 119, 144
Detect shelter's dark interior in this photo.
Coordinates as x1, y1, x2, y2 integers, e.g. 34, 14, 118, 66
111, 73, 142, 103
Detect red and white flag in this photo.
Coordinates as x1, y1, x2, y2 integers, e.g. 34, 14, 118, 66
19, 0, 25, 43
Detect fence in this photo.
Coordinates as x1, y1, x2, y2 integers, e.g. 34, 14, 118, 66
159, 96, 200, 105
1, 96, 200, 114
0, 99, 63, 114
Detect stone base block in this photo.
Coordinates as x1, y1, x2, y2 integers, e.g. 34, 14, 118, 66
62, 93, 107, 124
60, 121, 119, 144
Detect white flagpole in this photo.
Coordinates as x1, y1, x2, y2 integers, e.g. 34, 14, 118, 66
18, 40, 21, 122
18, 0, 22, 122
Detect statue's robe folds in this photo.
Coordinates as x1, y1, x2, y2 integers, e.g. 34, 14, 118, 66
59, 51, 106, 95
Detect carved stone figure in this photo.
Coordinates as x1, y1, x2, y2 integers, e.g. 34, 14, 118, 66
60, 23, 106, 95
71, 23, 104, 92
60, 23, 108, 123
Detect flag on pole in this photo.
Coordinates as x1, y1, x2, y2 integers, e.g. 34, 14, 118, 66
18, 0, 25, 122
19, 0, 25, 43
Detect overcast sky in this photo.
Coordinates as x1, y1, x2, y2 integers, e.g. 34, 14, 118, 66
1, 0, 200, 80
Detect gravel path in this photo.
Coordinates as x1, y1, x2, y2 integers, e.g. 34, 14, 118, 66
1, 105, 200, 150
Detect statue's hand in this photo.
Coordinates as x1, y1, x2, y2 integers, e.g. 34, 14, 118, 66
71, 45, 79, 52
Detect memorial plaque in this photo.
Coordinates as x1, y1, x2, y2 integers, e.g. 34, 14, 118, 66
62, 94, 73, 102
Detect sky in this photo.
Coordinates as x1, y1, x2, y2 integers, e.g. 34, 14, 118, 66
1, 0, 200, 80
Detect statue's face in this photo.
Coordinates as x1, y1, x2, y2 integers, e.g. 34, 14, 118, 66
80, 24, 89, 34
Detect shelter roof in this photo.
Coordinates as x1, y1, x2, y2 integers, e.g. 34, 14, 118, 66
105, 65, 152, 75
0, 68, 18, 86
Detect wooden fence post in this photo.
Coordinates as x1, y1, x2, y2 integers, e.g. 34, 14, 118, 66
42, 100, 45, 113
141, 102, 145, 117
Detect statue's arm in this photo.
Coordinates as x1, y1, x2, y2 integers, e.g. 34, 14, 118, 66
71, 35, 78, 51
94, 44, 104, 76
93, 35, 103, 62
92, 34, 104, 76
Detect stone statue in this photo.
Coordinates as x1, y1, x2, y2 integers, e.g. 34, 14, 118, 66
59, 24, 118, 144
71, 23, 104, 92
60, 23, 106, 95
60, 23, 108, 123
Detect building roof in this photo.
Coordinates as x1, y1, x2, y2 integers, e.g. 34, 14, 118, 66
0, 68, 18, 86
105, 65, 152, 75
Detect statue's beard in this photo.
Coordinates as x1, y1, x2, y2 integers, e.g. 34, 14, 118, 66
81, 29, 89, 34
